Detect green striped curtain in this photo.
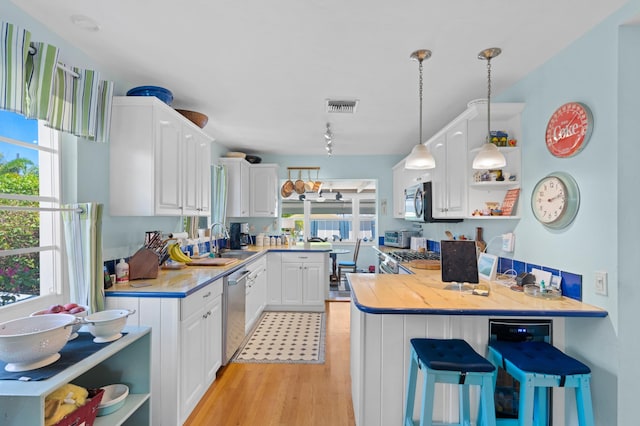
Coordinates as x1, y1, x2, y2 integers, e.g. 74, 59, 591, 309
2, 20, 114, 143
89, 79, 114, 143
212, 164, 228, 225
0, 22, 31, 114
25, 41, 59, 120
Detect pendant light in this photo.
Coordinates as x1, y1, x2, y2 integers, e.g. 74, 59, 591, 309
472, 47, 506, 170
405, 49, 436, 170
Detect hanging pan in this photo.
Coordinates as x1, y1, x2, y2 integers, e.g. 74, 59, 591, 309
281, 170, 294, 198
305, 170, 314, 192
294, 171, 306, 194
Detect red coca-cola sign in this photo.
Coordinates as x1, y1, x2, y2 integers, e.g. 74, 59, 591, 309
545, 102, 593, 158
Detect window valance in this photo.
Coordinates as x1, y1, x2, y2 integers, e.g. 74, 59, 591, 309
0, 21, 114, 142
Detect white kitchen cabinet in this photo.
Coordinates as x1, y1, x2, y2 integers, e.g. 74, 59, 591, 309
429, 120, 468, 219
245, 256, 267, 333
106, 278, 223, 426
219, 157, 250, 217
180, 285, 222, 420
0, 327, 151, 426
219, 158, 279, 218
250, 164, 279, 217
109, 96, 213, 216
278, 252, 327, 311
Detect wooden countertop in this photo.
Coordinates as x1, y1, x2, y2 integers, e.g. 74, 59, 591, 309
349, 270, 608, 317
105, 245, 330, 298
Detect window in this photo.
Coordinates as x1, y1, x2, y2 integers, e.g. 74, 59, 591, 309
281, 180, 377, 243
0, 109, 63, 312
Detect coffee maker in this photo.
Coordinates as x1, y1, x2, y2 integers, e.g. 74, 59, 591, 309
229, 223, 250, 249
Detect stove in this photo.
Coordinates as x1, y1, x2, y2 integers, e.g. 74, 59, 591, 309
388, 251, 440, 262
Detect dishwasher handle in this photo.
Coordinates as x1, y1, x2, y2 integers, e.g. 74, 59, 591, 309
228, 270, 251, 286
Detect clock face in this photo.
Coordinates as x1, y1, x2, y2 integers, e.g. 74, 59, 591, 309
545, 102, 593, 158
531, 172, 580, 229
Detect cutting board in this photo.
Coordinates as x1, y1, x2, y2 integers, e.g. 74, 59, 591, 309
407, 259, 441, 270
186, 258, 237, 266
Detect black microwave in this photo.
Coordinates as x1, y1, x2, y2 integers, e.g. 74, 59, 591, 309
404, 181, 462, 223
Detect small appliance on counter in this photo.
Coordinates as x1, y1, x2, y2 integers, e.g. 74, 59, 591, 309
383, 230, 419, 248
229, 223, 250, 249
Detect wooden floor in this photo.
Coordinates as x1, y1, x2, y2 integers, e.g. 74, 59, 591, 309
184, 301, 356, 426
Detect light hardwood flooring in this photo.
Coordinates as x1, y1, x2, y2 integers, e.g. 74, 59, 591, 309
184, 301, 356, 426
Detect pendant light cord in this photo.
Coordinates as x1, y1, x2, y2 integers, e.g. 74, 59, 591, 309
486, 57, 492, 142
418, 57, 424, 145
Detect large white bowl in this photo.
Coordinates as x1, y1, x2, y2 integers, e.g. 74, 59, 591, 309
30, 305, 89, 340
97, 384, 129, 416
0, 314, 76, 372
83, 309, 134, 343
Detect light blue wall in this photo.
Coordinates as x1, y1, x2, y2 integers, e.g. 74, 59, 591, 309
491, 3, 640, 424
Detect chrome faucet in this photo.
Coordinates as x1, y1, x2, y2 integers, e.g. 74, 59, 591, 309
209, 222, 230, 256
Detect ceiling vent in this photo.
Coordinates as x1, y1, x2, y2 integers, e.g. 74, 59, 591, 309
326, 99, 358, 114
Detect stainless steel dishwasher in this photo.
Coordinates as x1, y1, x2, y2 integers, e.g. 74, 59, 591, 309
222, 267, 250, 365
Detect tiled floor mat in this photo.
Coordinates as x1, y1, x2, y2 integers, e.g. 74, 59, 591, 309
233, 311, 325, 364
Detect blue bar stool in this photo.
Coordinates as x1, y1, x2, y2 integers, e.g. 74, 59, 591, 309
404, 338, 497, 426
487, 341, 594, 426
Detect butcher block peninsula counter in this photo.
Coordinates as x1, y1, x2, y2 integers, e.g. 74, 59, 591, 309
348, 272, 607, 426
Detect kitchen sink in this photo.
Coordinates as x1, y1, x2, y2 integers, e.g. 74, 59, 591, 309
217, 250, 256, 260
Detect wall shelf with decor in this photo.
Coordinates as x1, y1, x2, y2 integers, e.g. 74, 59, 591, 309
466, 102, 524, 219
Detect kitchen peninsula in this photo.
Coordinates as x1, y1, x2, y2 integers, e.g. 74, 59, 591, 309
348, 272, 607, 426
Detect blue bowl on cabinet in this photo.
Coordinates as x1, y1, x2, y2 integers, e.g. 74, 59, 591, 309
126, 86, 173, 105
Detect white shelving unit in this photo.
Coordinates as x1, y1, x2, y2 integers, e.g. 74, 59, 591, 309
0, 326, 151, 426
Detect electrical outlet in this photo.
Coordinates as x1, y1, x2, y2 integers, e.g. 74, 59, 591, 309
595, 271, 608, 296
502, 232, 515, 252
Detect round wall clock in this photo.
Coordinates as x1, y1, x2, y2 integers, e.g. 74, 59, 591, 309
545, 102, 593, 158
531, 171, 580, 229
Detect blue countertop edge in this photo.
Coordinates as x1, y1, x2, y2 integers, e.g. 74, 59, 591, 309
349, 284, 608, 318
105, 248, 332, 299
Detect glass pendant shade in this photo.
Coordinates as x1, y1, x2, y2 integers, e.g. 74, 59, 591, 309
472, 47, 505, 170
472, 142, 506, 169
405, 49, 435, 170
405, 143, 436, 169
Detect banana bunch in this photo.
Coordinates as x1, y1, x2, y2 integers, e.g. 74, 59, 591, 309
168, 243, 192, 263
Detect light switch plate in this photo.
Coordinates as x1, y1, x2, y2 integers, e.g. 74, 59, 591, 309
595, 271, 608, 296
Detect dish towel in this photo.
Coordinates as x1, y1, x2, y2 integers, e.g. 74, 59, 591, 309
0, 22, 31, 115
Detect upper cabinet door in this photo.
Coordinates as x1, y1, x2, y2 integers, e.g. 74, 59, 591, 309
181, 131, 199, 215
220, 158, 250, 217
154, 108, 183, 215
250, 164, 279, 217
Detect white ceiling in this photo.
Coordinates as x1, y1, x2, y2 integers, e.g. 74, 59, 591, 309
11, 0, 626, 157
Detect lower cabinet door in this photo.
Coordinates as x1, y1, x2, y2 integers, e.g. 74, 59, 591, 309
282, 263, 304, 305
302, 262, 324, 305
180, 309, 205, 421
204, 295, 222, 386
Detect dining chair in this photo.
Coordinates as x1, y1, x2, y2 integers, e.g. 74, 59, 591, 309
338, 238, 362, 283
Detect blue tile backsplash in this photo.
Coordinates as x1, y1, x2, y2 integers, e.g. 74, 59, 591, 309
430, 239, 583, 302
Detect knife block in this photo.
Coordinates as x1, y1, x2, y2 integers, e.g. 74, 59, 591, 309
129, 248, 159, 280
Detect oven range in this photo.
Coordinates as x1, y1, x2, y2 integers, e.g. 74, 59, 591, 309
377, 249, 440, 274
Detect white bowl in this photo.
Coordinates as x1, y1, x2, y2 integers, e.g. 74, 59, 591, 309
31, 305, 89, 340
0, 314, 76, 372
97, 384, 129, 416
83, 309, 134, 343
